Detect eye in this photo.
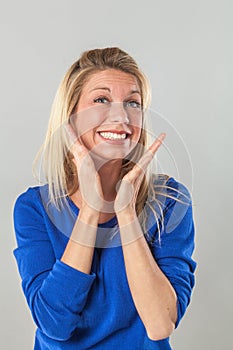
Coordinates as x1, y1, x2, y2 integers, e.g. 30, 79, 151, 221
94, 97, 110, 104
124, 100, 142, 109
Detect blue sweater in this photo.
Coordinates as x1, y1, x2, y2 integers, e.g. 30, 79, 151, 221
13, 176, 196, 350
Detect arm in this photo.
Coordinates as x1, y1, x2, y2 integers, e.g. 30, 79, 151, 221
61, 123, 104, 274
61, 206, 99, 274
13, 127, 104, 341
117, 211, 177, 341
115, 135, 196, 341
13, 189, 97, 341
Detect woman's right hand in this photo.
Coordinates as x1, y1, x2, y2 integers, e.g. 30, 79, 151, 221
65, 123, 104, 213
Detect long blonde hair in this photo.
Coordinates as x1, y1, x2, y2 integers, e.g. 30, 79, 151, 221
33, 47, 190, 244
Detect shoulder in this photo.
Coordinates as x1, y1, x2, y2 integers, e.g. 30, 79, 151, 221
13, 185, 76, 239
144, 174, 193, 238
15, 185, 44, 200
148, 174, 191, 207
13, 184, 49, 216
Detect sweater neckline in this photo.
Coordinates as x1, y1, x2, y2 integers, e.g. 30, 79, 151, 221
66, 196, 118, 228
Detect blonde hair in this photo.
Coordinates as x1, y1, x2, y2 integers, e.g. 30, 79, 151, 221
33, 47, 190, 244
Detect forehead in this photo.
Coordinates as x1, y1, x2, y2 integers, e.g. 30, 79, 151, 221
82, 69, 140, 93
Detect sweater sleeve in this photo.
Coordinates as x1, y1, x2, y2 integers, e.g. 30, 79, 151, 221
148, 177, 196, 328
13, 188, 96, 341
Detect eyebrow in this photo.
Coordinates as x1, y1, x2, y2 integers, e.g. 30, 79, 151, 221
89, 87, 141, 95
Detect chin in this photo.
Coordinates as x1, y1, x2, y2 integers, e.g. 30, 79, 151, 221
91, 149, 130, 162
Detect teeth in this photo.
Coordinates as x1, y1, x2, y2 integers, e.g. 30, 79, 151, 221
99, 132, 127, 140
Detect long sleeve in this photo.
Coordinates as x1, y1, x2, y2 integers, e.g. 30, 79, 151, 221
13, 180, 196, 349
146, 176, 196, 328
13, 187, 96, 341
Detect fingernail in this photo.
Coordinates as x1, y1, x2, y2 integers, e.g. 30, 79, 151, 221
159, 133, 166, 141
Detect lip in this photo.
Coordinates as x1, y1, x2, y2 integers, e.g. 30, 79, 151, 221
96, 131, 130, 145
96, 129, 132, 135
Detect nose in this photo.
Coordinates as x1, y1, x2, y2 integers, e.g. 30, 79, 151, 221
107, 102, 129, 124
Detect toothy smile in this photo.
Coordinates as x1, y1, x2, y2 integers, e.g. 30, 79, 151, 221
99, 132, 128, 140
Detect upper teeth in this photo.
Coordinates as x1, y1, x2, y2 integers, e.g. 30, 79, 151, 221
99, 132, 127, 140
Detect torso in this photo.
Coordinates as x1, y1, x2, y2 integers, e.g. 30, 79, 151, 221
69, 192, 116, 224
98, 212, 116, 224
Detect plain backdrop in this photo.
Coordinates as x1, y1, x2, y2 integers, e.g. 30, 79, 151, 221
1, 1, 232, 349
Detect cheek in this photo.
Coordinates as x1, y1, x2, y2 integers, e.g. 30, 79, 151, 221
72, 107, 107, 139
132, 128, 142, 146
130, 116, 143, 141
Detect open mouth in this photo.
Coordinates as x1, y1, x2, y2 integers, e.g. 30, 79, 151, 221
97, 131, 130, 141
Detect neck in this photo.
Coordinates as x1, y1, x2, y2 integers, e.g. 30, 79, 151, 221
97, 159, 122, 200
70, 157, 123, 213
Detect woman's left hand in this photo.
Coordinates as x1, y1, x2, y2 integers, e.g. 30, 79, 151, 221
114, 133, 166, 216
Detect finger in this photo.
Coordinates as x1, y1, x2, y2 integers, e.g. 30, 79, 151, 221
136, 132, 166, 171
72, 143, 89, 165
148, 132, 166, 155
64, 122, 78, 144
64, 122, 86, 156
123, 162, 146, 183
121, 133, 166, 183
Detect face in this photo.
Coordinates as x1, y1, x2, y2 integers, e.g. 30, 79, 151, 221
71, 69, 143, 161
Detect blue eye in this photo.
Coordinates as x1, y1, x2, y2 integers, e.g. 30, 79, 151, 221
94, 97, 109, 104
125, 100, 141, 109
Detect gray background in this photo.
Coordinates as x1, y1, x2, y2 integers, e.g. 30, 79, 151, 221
1, 1, 232, 349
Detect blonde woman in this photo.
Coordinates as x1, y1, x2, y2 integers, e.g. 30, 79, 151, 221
13, 47, 196, 350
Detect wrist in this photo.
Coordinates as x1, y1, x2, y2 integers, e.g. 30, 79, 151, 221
116, 208, 137, 225
78, 206, 100, 225
117, 213, 144, 245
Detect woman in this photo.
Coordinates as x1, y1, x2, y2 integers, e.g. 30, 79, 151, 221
13, 47, 196, 350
